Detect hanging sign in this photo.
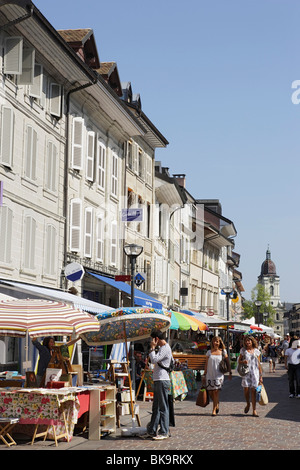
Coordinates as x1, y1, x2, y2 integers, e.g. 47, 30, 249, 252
65, 262, 85, 282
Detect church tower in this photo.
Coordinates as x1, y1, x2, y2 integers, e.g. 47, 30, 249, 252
258, 247, 283, 337
258, 247, 281, 308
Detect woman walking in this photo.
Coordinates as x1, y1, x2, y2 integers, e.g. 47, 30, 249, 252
203, 336, 232, 416
238, 335, 263, 417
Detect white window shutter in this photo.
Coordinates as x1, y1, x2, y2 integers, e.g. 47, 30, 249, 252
46, 141, 57, 192
0, 106, 14, 167
110, 221, 117, 266
4, 36, 23, 75
72, 117, 84, 170
29, 64, 43, 99
24, 216, 36, 269
96, 215, 104, 262
50, 83, 62, 117
0, 206, 12, 263
97, 141, 106, 189
84, 207, 93, 258
86, 131, 95, 181
25, 125, 37, 180
111, 153, 118, 196
70, 199, 81, 252
45, 224, 57, 275
19, 47, 35, 85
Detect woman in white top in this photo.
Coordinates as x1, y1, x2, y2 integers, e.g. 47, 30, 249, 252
238, 335, 263, 417
203, 336, 232, 416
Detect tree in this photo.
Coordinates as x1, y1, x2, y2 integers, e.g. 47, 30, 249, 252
242, 284, 275, 326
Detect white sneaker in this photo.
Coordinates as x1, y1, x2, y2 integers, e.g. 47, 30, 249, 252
296, 394, 300, 398
152, 434, 168, 440
289, 394, 295, 398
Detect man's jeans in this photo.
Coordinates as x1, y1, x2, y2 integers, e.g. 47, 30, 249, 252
288, 364, 300, 395
148, 380, 170, 436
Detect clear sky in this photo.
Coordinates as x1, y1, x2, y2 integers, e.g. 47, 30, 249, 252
35, 0, 300, 303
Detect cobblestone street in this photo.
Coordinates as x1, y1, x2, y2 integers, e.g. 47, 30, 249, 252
6, 362, 300, 452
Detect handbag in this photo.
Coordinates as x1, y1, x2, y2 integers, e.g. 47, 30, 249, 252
259, 385, 268, 406
237, 362, 249, 377
219, 350, 229, 374
196, 387, 209, 407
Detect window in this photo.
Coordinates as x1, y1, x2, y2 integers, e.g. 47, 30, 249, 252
110, 221, 117, 266
45, 141, 57, 192
0, 205, 12, 263
70, 199, 81, 252
86, 131, 95, 181
127, 140, 133, 170
19, 47, 35, 85
29, 64, 43, 99
72, 117, 84, 170
25, 125, 37, 181
84, 207, 93, 258
138, 147, 144, 179
96, 215, 104, 262
145, 155, 152, 185
50, 83, 62, 117
45, 224, 57, 275
4, 36, 23, 75
97, 141, 106, 190
23, 215, 36, 269
0, 106, 14, 167
111, 153, 118, 196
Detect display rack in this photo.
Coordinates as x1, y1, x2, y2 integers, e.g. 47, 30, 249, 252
88, 385, 116, 440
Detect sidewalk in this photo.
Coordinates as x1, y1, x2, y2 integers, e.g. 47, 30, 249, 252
4, 363, 300, 451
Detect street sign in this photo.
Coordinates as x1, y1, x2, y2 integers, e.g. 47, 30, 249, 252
115, 275, 131, 282
134, 273, 145, 286
64, 262, 85, 282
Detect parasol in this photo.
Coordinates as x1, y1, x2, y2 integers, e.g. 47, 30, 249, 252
170, 310, 208, 331
81, 307, 172, 345
0, 298, 101, 369
81, 307, 172, 437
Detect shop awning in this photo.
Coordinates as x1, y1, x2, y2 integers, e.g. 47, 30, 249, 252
0, 279, 112, 315
88, 272, 163, 309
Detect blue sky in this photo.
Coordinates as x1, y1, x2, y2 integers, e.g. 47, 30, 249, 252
36, 0, 300, 303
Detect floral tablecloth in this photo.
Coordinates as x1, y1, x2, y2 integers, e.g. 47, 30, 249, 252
0, 388, 81, 440
143, 370, 189, 399
182, 369, 197, 391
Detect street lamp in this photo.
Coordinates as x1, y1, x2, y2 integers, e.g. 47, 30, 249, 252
222, 286, 233, 356
123, 243, 143, 392
255, 300, 262, 326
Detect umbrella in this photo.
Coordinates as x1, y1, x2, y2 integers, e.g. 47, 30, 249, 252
81, 307, 172, 437
170, 310, 208, 331
0, 298, 101, 370
81, 307, 172, 346
0, 298, 100, 338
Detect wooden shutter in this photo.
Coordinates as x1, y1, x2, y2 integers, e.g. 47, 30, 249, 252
19, 47, 35, 85
110, 221, 117, 266
97, 141, 106, 189
4, 36, 23, 75
0, 106, 14, 167
72, 117, 84, 170
24, 216, 36, 269
0, 206, 12, 263
45, 224, 57, 275
46, 141, 57, 192
96, 215, 104, 261
29, 64, 43, 99
25, 125, 37, 180
50, 83, 62, 117
86, 131, 95, 181
84, 207, 93, 258
70, 199, 81, 252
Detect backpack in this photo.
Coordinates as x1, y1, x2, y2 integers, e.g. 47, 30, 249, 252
157, 357, 175, 373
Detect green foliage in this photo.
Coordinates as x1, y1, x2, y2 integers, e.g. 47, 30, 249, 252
242, 284, 275, 326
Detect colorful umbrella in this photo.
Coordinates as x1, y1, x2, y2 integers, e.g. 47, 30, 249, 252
0, 298, 100, 337
170, 311, 208, 331
81, 307, 172, 346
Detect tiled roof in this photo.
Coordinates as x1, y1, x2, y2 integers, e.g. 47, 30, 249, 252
58, 29, 92, 44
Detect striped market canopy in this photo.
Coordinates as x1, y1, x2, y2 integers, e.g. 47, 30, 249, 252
0, 298, 100, 338
170, 310, 209, 331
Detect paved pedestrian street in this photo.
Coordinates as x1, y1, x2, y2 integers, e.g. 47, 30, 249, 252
4, 363, 300, 453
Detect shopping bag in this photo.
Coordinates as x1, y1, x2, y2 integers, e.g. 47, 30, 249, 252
196, 387, 209, 407
259, 385, 268, 406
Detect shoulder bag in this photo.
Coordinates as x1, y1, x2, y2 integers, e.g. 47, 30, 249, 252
219, 350, 229, 374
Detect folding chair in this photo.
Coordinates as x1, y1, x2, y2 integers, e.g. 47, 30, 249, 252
0, 417, 20, 447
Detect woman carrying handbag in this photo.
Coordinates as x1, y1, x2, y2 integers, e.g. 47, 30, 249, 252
238, 335, 263, 417
203, 336, 232, 416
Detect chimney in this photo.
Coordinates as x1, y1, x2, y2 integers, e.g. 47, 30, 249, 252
173, 174, 186, 188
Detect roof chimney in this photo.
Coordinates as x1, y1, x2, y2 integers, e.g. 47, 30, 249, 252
173, 174, 186, 188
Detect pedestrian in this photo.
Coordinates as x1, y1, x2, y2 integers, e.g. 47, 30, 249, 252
266, 338, 277, 372
238, 335, 263, 417
146, 329, 174, 440
203, 336, 232, 416
284, 339, 300, 398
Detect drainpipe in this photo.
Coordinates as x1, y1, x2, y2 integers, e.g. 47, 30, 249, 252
61, 80, 96, 290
